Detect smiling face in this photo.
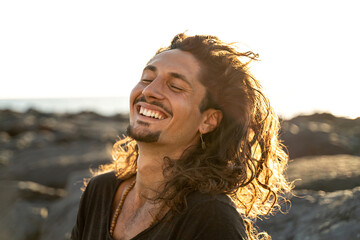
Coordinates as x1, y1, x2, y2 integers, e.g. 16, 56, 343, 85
128, 49, 209, 149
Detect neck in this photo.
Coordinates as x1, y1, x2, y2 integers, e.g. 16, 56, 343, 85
133, 142, 186, 204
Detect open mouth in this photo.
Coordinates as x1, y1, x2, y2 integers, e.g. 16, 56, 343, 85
137, 106, 168, 120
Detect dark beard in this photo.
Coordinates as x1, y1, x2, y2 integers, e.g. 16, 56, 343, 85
126, 123, 161, 143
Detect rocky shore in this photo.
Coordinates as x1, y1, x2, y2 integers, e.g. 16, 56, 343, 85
1, 109, 359, 240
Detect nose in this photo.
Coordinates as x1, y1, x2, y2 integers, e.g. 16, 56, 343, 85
142, 77, 165, 100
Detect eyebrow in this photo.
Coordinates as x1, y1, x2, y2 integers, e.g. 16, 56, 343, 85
143, 65, 157, 72
143, 65, 192, 86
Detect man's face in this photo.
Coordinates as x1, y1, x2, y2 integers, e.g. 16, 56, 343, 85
128, 49, 207, 149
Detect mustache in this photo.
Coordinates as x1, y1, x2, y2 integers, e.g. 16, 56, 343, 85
134, 96, 173, 117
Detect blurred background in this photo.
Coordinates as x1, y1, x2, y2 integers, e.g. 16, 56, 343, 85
1, 0, 359, 239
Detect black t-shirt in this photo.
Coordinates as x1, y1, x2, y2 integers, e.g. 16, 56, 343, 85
71, 171, 249, 240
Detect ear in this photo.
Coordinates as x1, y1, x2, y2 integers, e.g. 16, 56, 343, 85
199, 109, 223, 134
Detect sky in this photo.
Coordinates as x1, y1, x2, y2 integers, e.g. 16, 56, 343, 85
1, 0, 359, 119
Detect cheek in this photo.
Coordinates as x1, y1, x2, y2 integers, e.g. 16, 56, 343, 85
130, 83, 143, 97
174, 102, 202, 125
129, 84, 143, 116
130, 84, 143, 104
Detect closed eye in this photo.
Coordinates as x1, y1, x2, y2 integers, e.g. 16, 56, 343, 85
141, 79, 153, 84
170, 85, 183, 91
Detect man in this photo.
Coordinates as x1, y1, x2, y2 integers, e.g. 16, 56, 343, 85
71, 33, 292, 240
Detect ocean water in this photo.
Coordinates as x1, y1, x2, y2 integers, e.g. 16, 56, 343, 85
0, 97, 130, 116
1, 97, 357, 120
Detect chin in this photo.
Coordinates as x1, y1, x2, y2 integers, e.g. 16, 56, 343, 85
126, 124, 161, 143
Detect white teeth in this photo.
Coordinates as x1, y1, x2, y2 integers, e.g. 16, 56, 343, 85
139, 106, 164, 119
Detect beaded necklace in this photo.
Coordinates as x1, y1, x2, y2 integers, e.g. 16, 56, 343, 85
109, 180, 163, 236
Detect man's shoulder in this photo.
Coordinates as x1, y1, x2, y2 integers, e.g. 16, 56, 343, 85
91, 171, 118, 182
174, 192, 248, 239
86, 171, 120, 191
187, 191, 236, 209
185, 191, 243, 221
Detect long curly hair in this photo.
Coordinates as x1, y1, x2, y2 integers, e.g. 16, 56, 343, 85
100, 33, 292, 240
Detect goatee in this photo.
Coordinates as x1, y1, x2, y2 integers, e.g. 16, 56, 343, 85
126, 124, 161, 143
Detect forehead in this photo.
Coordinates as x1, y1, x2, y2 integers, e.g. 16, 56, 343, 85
147, 49, 202, 83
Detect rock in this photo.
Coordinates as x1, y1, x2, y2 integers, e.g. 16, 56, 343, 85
287, 155, 360, 191
40, 170, 91, 240
0, 141, 112, 188
0, 149, 13, 167
0, 180, 65, 212
14, 131, 56, 150
0, 110, 37, 137
0, 109, 128, 148
0, 109, 127, 188
257, 187, 360, 240
281, 113, 360, 159
0, 180, 66, 240
1, 109, 359, 239
0, 200, 48, 240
